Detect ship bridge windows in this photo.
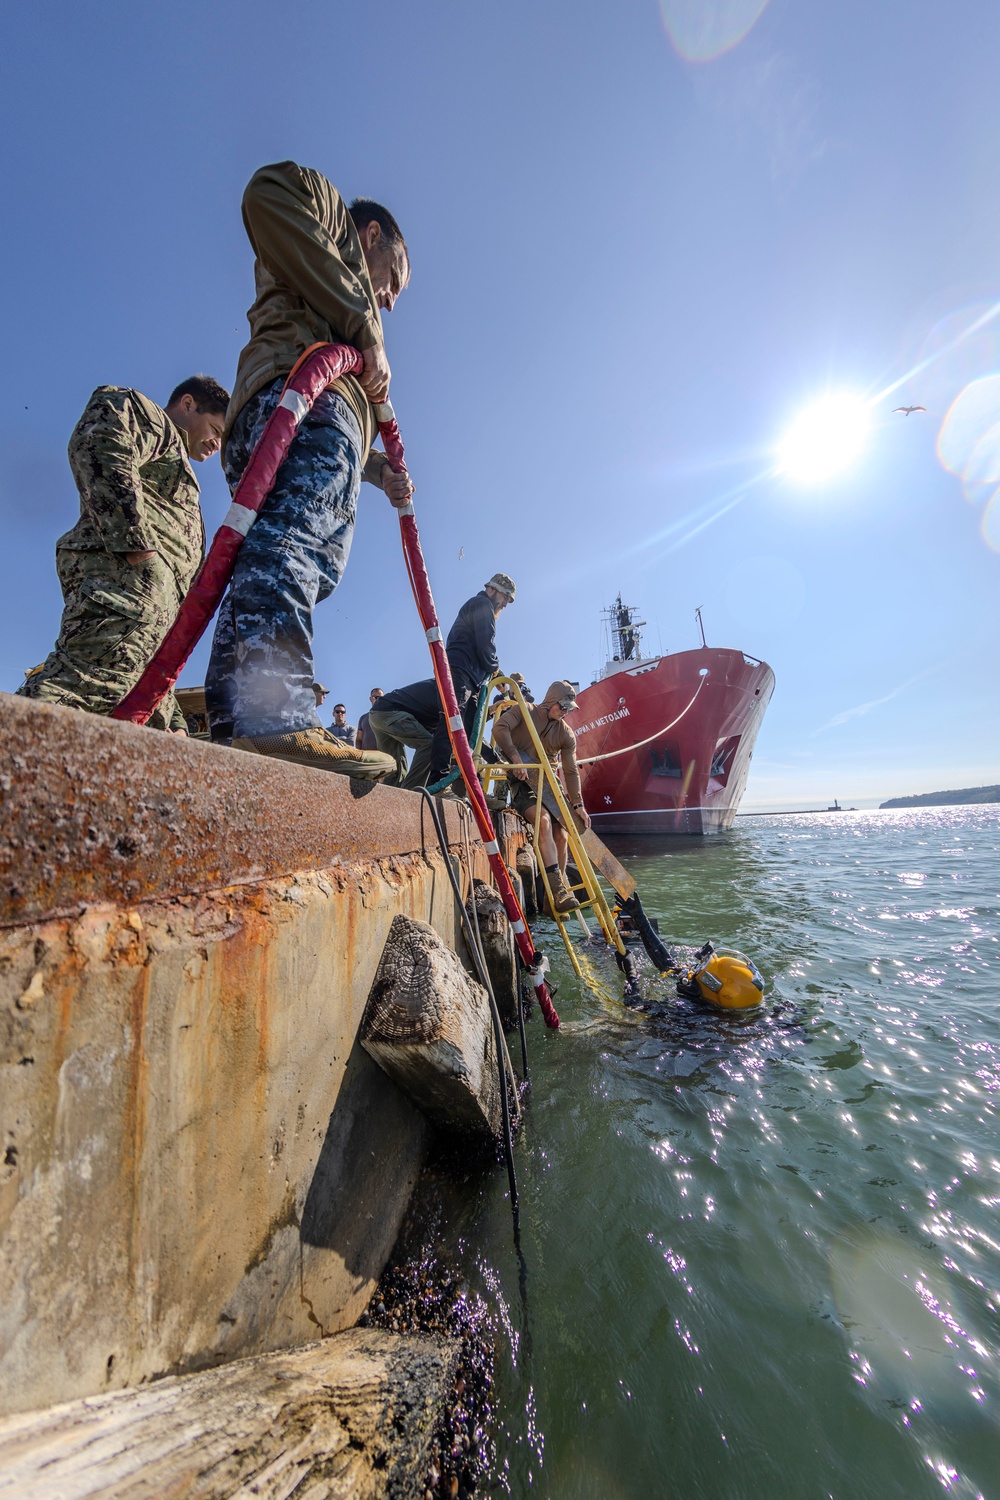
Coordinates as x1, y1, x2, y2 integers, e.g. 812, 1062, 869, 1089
711, 736, 741, 784
650, 741, 682, 778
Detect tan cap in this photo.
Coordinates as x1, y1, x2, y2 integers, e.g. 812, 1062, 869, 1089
484, 572, 516, 600
542, 680, 579, 711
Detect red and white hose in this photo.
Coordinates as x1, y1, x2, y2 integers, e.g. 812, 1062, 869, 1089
112, 342, 560, 1027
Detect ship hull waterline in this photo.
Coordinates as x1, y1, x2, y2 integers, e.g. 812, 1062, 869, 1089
570, 647, 775, 836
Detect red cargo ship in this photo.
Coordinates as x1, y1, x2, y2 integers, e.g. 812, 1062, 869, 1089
569, 597, 774, 835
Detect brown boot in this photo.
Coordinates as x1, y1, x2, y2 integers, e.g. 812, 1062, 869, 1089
548, 876, 580, 916
232, 727, 395, 781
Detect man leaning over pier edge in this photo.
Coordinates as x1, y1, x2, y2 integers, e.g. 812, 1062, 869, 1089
205, 159, 413, 779
428, 574, 517, 786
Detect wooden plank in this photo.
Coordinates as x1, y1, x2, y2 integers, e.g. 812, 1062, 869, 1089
0, 1329, 457, 1500
580, 828, 637, 900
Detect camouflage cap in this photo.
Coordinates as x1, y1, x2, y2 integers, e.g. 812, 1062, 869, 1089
484, 572, 516, 600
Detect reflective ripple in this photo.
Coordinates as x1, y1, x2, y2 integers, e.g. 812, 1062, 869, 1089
430, 808, 1000, 1498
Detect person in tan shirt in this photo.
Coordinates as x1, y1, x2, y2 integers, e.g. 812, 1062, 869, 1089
493, 680, 592, 914
204, 161, 412, 779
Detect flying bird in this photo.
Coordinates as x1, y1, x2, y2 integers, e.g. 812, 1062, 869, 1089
893, 405, 926, 416
458, 546, 465, 561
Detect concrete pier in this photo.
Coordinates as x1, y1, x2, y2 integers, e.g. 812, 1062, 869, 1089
0, 694, 508, 1418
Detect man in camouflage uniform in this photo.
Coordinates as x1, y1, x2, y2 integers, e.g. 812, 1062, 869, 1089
18, 376, 230, 731
204, 160, 412, 779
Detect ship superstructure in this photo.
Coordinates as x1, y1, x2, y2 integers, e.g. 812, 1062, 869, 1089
569, 597, 774, 835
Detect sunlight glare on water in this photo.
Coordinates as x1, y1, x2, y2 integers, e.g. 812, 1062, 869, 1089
421, 807, 1000, 1498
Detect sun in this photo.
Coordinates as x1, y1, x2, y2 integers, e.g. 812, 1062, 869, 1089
778, 394, 871, 483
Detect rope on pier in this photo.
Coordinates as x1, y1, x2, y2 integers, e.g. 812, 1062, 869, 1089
576, 671, 710, 764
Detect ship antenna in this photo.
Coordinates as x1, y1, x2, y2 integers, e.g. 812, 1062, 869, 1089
695, 606, 707, 649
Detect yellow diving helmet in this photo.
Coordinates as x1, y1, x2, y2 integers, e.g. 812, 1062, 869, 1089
681, 946, 765, 1010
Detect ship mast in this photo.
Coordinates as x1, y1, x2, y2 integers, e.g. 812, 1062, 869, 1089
597, 594, 648, 679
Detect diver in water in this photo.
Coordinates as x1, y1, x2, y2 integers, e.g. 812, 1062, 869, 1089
617, 892, 765, 1012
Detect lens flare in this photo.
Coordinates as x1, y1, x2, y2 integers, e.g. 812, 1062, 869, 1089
904, 299, 1000, 416
778, 395, 870, 484
937, 373, 1000, 497
981, 487, 1000, 552
659, 0, 771, 62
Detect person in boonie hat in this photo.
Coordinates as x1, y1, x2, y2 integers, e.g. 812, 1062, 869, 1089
428, 570, 518, 784
484, 571, 516, 603
492, 678, 589, 914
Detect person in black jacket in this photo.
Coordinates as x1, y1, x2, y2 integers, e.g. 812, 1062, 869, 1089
368, 678, 441, 787
428, 572, 516, 784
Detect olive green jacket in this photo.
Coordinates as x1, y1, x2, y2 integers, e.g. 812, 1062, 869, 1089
226, 161, 389, 480
60, 386, 203, 584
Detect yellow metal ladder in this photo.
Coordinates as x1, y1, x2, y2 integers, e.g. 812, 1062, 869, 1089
474, 676, 631, 993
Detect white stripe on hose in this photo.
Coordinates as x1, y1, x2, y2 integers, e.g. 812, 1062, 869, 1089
483, 840, 499, 856
373, 401, 395, 422
397, 503, 415, 517
425, 626, 442, 643
222, 503, 256, 536
529, 970, 547, 988
448, 714, 463, 731
511, 919, 525, 935
278, 388, 310, 422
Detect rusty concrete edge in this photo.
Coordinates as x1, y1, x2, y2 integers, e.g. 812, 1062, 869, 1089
1, 694, 508, 928
0, 856, 455, 937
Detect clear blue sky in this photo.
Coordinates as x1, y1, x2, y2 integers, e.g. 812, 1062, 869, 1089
2, 0, 998, 808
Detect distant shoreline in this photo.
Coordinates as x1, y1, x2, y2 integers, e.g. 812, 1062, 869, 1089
738, 785, 1000, 817
879, 785, 1000, 809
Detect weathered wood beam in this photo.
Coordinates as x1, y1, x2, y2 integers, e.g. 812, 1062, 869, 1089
466, 879, 518, 1031
361, 916, 501, 1137
0, 1329, 457, 1500
514, 846, 539, 919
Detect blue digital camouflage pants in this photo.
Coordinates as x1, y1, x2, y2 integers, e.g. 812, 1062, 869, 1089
206, 380, 362, 739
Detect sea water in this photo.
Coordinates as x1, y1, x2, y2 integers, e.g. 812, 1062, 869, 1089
425, 807, 1000, 1498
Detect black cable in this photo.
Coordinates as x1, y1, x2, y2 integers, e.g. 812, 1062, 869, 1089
418, 790, 521, 1238
513, 949, 530, 1083
452, 802, 525, 1118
